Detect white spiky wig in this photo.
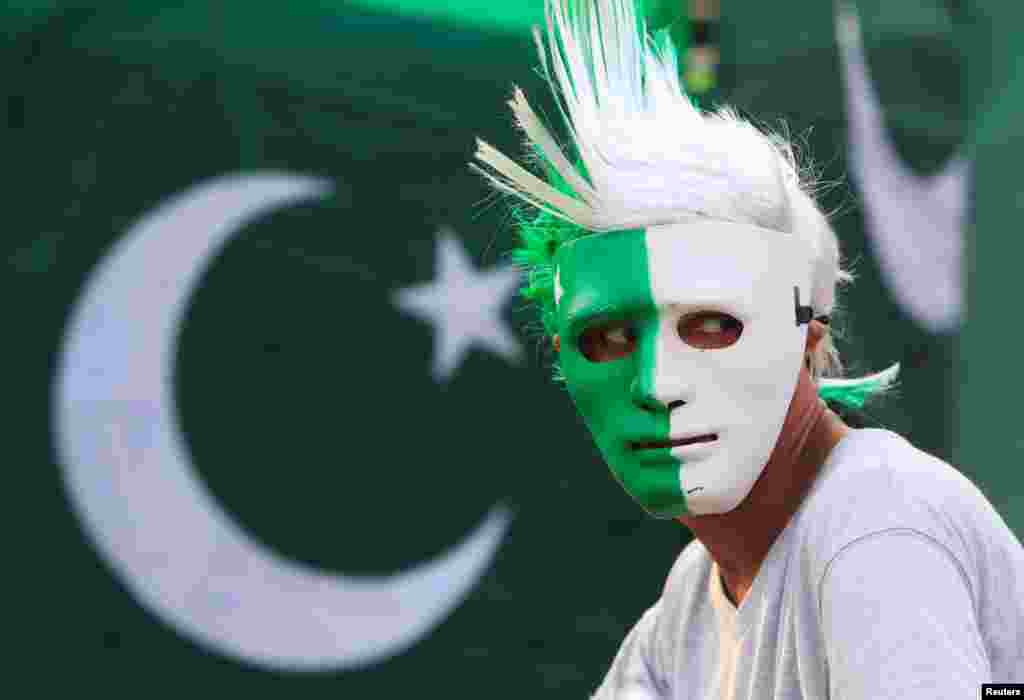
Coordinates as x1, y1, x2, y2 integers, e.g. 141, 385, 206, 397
472, 0, 899, 408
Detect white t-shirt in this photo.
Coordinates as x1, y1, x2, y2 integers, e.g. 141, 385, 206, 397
591, 428, 1024, 700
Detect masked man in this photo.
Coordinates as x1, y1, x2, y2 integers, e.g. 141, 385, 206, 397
472, 0, 1024, 697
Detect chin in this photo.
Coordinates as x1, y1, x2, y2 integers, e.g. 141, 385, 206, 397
681, 450, 762, 516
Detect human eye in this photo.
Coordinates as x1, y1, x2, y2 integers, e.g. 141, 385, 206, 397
578, 320, 638, 362
677, 311, 743, 350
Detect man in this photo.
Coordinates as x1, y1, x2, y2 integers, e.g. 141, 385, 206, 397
472, 0, 1024, 697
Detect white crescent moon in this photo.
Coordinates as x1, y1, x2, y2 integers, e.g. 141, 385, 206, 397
53, 172, 511, 671
836, 2, 965, 333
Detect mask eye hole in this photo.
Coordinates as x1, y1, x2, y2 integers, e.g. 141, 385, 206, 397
678, 311, 743, 350
578, 321, 638, 363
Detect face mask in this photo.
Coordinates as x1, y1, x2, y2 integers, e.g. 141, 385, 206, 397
554, 222, 816, 517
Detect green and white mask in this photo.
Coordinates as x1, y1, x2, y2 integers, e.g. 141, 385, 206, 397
472, 0, 900, 518
554, 221, 815, 518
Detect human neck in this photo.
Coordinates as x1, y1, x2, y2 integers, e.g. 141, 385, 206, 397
676, 372, 849, 607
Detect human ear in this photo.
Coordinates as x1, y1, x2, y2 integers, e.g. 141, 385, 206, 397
804, 320, 827, 371
553, 334, 561, 353
805, 320, 826, 354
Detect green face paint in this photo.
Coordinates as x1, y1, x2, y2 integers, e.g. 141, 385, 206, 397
554, 228, 687, 518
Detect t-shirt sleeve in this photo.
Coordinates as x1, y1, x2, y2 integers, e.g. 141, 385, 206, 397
590, 601, 669, 700
820, 529, 990, 699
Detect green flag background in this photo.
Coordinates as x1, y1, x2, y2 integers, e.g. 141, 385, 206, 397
8, 0, 995, 696
956, 2, 1024, 540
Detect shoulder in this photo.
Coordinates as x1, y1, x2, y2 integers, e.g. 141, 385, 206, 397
800, 428, 990, 534
795, 428, 1002, 592
808, 428, 979, 505
595, 538, 711, 693
651, 538, 713, 641
661, 537, 711, 600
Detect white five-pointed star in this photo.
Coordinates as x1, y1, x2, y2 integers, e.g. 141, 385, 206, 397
393, 228, 523, 381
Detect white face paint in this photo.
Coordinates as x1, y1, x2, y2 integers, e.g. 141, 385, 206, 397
645, 222, 815, 515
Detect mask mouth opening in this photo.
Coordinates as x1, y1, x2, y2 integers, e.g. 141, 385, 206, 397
630, 433, 718, 450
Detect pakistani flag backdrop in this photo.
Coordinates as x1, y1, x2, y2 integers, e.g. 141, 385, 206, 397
8, 0, 986, 696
